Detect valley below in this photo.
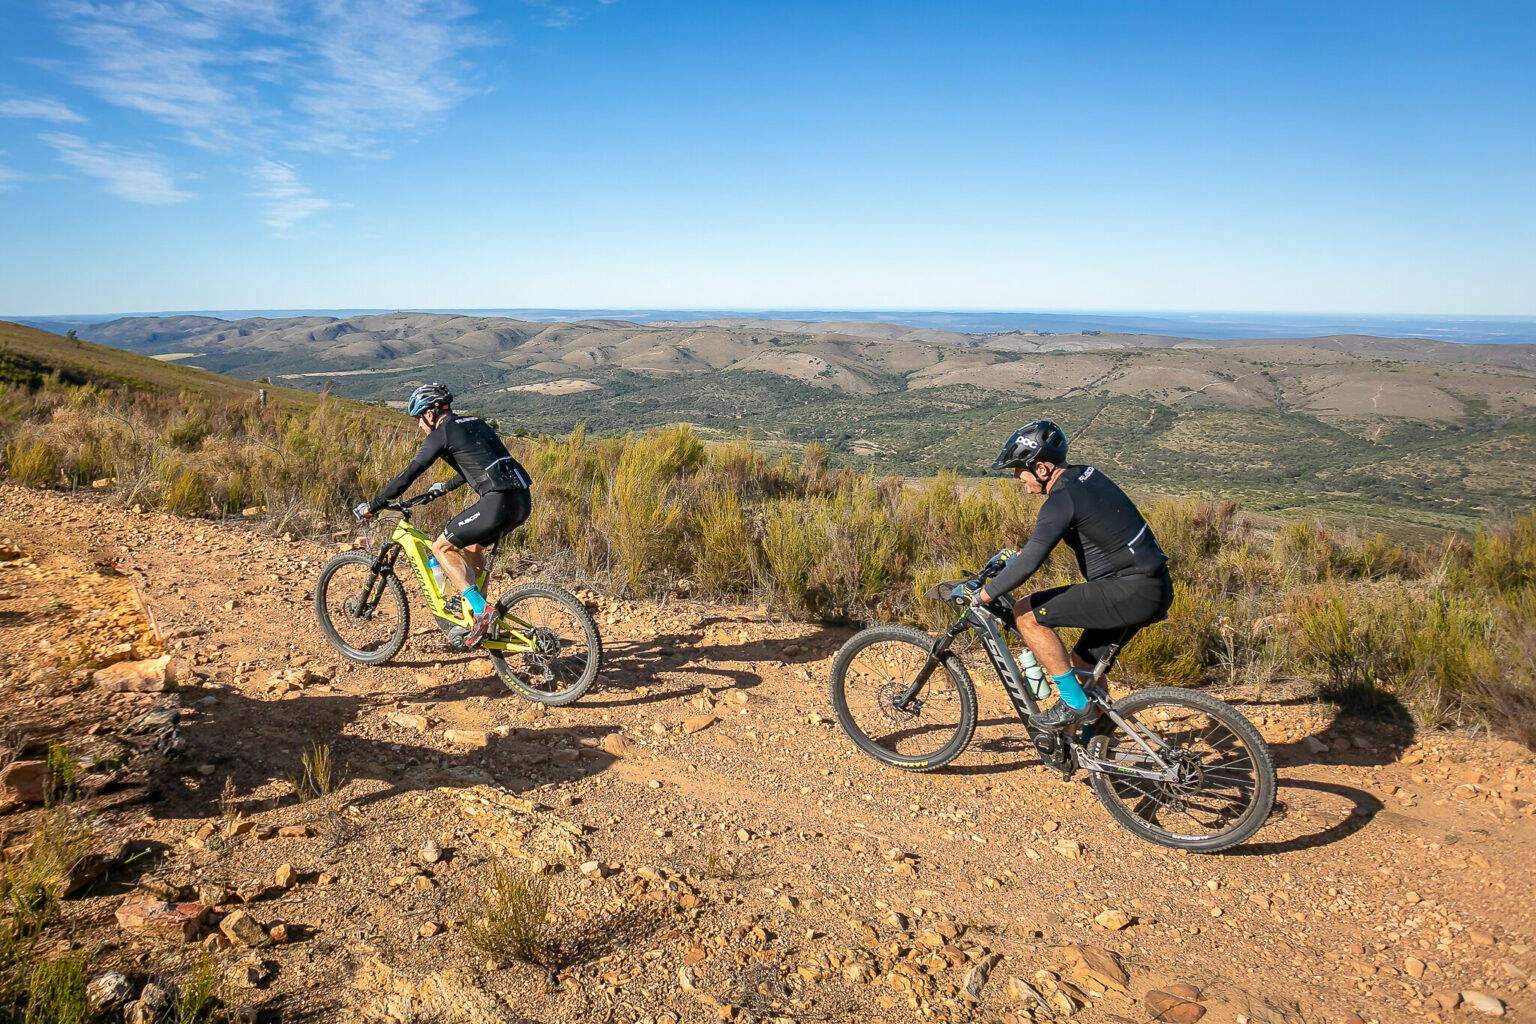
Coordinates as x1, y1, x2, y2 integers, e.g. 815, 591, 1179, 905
44, 312, 1536, 534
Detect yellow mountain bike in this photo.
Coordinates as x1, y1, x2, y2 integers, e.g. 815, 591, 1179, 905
313, 492, 602, 706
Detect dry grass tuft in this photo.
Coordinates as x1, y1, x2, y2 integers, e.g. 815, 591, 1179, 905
459, 859, 553, 965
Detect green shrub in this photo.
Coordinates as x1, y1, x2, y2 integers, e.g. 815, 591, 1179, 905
692, 488, 751, 595
22, 954, 91, 1024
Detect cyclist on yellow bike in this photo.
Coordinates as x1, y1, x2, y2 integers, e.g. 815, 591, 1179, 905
354, 382, 531, 647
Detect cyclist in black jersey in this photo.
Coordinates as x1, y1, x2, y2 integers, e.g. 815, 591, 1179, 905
968, 420, 1173, 731
354, 382, 532, 647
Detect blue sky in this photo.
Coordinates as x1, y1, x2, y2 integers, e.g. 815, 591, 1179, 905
1, 1, 1532, 316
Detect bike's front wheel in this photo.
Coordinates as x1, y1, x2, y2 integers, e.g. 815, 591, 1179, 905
828, 625, 977, 772
313, 550, 409, 665
1086, 686, 1276, 852
485, 583, 602, 706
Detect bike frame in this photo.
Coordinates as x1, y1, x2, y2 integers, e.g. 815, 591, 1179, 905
904, 581, 1184, 782
363, 501, 539, 654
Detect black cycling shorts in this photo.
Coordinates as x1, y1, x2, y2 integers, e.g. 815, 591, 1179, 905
1028, 569, 1174, 665
441, 488, 530, 548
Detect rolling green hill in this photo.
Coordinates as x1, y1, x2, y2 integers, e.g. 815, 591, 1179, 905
13, 314, 1536, 533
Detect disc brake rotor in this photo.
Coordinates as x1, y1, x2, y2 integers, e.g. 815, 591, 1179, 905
877, 682, 921, 724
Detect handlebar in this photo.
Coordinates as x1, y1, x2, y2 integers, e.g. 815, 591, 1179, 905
355, 490, 440, 522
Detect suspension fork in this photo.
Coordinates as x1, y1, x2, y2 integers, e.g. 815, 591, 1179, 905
894, 620, 969, 709
361, 543, 402, 613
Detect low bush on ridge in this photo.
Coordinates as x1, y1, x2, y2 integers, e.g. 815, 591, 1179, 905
2, 373, 1533, 745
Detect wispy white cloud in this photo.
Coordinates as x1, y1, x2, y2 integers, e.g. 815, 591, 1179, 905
51, 0, 483, 154
0, 98, 87, 123
249, 159, 345, 229
40, 131, 195, 205
0, 164, 22, 192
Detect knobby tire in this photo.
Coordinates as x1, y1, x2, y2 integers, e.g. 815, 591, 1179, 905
1087, 686, 1277, 852
313, 550, 410, 665
829, 625, 978, 772
486, 583, 602, 706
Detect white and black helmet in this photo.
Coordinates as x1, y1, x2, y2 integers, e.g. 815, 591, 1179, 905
406, 382, 453, 418
990, 420, 1068, 471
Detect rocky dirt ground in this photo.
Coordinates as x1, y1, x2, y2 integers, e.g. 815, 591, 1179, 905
1, 483, 1533, 1024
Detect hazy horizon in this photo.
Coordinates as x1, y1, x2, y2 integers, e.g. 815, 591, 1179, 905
13, 307, 1536, 346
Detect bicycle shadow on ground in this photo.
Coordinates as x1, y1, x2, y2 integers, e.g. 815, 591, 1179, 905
948, 684, 1417, 853
142, 683, 626, 823
581, 619, 852, 711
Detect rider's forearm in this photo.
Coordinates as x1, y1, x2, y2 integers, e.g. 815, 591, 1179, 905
443, 473, 466, 492
987, 542, 1045, 596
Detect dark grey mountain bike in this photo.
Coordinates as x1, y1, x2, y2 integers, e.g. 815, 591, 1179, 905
828, 551, 1276, 852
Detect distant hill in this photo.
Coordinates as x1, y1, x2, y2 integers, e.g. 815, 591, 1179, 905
16, 313, 1536, 532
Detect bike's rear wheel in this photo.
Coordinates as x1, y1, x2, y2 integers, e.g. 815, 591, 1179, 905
486, 583, 602, 706
828, 626, 977, 771
1086, 687, 1276, 852
313, 550, 410, 665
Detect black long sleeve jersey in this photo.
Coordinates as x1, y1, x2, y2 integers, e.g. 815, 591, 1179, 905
377, 414, 530, 503
988, 465, 1167, 594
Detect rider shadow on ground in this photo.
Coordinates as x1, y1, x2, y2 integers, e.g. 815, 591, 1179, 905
145, 684, 625, 823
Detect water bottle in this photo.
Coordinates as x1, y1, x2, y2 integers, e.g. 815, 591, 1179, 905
1015, 644, 1052, 701
427, 555, 447, 594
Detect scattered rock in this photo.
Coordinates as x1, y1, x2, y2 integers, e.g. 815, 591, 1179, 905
0, 760, 48, 804
418, 921, 443, 938
93, 655, 179, 692
1304, 736, 1329, 754
682, 714, 717, 735
1094, 909, 1130, 930
843, 963, 875, 984
420, 840, 443, 864
1461, 991, 1505, 1015
1145, 989, 1206, 1023
196, 884, 231, 906
126, 982, 175, 1024
268, 923, 290, 943
276, 824, 312, 838
1060, 944, 1129, 995
274, 863, 298, 889
1165, 982, 1201, 1000
1404, 956, 1426, 979
114, 900, 209, 941
602, 733, 637, 757
388, 712, 429, 732
1468, 928, 1496, 946
444, 729, 490, 748
1053, 841, 1083, 860
218, 909, 272, 948
1009, 977, 1051, 1011
86, 971, 134, 1009
962, 952, 1002, 1001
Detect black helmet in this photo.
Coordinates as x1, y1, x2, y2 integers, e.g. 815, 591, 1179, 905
990, 420, 1068, 471
406, 382, 453, 418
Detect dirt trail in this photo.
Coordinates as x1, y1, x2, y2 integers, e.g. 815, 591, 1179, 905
1, 484, 1533, 1024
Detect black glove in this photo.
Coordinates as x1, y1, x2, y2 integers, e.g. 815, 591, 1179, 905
951, 580, 982, 608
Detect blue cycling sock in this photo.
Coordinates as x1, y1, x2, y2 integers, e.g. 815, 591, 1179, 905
462, 587, 488, 615
1053, 669, 1089, 709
